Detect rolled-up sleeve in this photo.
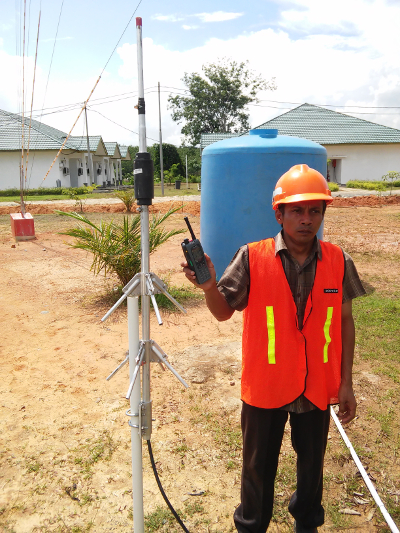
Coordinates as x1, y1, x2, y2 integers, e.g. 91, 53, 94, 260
342, 251, 366, 302
217, 245, 250, 311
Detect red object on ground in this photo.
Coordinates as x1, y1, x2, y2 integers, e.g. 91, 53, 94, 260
10, 213, 36, 241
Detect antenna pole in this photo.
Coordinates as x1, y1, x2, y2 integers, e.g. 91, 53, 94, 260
103, 19, 188, 533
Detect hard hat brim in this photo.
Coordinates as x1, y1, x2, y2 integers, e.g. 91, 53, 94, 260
273, 192, 333, 210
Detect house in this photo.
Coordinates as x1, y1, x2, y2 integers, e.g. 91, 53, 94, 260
200, 104, 400, 184
0, 108, 131, 190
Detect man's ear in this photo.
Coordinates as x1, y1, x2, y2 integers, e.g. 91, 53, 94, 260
275, 208, 283, 225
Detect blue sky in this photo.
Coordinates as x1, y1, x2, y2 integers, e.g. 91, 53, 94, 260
1, 0, 400, 146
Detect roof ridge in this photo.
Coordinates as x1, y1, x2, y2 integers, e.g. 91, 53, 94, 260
261, 102, 400, 133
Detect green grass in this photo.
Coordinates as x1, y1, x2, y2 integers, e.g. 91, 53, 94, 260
152, 284, 203, 311
353, 292, 400, 381
144, 500, 204, 532
71, 430, 118, 479
0, 187, 200, 203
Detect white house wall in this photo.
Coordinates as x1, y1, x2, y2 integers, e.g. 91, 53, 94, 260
325, 143, 400, 184
0, 151, 112, 189
0, 150, 65, 189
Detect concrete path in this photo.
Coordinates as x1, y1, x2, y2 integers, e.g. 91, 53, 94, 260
332, 187, 400, 198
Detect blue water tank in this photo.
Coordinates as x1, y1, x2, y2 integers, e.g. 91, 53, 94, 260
201, 129, 327, 279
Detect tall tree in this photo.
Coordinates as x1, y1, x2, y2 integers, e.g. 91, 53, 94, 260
151, 142, 184, 178
168, 59, 276, 146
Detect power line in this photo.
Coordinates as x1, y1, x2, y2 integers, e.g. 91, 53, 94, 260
88, 107, 161, 144
100, 0, 143, 75
39, 0, 65, 122
40, 0, 145, 183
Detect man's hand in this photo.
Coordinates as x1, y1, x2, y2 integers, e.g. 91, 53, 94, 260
181, 253, 234, 321
181, 253, 216, 292
337, 382, 357, 424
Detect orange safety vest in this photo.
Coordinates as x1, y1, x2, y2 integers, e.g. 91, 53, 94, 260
242, 238, 344, 411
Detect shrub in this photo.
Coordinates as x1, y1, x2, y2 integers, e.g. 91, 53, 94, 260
113, 189, 136, 212
346, 180, 387, 191
0, 187, 64, 196
56, 207, 184, 285
328, 183, 339, 192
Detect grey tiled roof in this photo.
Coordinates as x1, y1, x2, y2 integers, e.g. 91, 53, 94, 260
200, 132, 243, 150
68, 135, 103, 152
256, 103, 400, 144
0, 109, 77, 150
119, 145, 131, 160
104, 142, 121, 158
0, 109, 111, 154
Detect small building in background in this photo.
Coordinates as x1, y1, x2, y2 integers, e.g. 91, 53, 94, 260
0, 108, 130, 190
200, 104, 400, 184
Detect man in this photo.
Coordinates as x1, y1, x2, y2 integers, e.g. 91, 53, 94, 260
182, 164, 365, 533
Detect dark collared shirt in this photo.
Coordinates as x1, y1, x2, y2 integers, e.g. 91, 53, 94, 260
217, 231, 366, 413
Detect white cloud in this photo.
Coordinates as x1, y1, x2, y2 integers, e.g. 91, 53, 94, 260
152, 14, 184, 22
40, 36, 73, 43
195, 11, 244, 23
2, 0, 400, 148
0, 38, 3, 48
182, 25, 199, 31
115, 5, 400, 144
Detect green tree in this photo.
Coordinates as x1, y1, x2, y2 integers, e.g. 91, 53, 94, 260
151, 143, 184, 179
168, 58, 276, 146
163, 163, 183, 186
178, 146, 201, 177
121, 145, 141, 178
382, 171, 400, 195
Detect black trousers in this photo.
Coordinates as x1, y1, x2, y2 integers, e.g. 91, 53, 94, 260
234, 402, 331, 533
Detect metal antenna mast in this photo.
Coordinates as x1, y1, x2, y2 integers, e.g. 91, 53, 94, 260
101, 17, 188, 533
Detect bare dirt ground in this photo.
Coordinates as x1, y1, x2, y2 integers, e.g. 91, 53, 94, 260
0, 199, 399, 533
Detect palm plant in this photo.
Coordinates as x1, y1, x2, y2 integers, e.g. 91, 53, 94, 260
56, 207, 184, 285
113, 189, 136, 212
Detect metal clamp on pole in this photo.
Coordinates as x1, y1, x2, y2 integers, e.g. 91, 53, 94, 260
126, 341, 146, 399
101, 274, 141, 322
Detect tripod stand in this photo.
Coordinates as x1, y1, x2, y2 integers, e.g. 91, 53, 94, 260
101, 17, 189, 533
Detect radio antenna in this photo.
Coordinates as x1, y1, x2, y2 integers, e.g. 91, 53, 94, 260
184, 216, 196, 241
101, 18, 188, 533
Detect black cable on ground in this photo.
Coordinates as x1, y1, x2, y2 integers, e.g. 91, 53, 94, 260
147, 440, 191, 533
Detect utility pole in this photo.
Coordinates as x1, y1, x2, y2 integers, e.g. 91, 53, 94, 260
158, 82, 164, 196
84, 105, 94, 185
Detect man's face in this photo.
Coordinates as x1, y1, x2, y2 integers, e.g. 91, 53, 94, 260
275, 200, 325, 245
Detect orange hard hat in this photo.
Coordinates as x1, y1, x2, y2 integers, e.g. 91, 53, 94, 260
272, 164, 332, 210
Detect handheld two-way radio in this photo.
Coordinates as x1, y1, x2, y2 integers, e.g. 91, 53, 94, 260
181, 217, 211, 285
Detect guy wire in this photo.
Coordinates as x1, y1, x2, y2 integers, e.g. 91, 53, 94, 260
25, 10, 41, 185
41, 0, 145, 185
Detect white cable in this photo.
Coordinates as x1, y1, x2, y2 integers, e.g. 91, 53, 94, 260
330, 407, 399, 533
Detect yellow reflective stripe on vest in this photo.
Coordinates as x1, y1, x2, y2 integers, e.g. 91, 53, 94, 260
266, 306, 276, 364
323, 307, 333, 363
